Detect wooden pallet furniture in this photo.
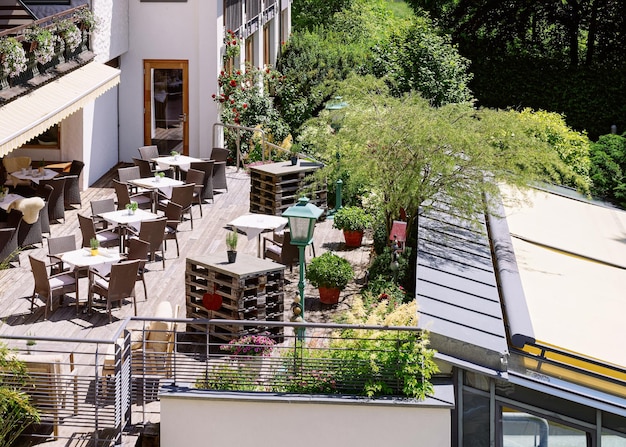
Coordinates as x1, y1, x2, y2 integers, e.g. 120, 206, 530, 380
185, 253, 285, 341
249, 161, 327, 216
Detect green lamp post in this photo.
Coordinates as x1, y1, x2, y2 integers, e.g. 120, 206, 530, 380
282, 197, 324, 337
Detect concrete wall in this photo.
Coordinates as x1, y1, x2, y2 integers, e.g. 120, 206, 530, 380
92, 0, 130, 62
161, 393, 452, 447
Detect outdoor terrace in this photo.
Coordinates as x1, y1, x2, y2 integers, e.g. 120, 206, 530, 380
0, 163, 379, 446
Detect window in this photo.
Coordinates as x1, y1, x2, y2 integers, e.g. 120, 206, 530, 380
20, 124, 60, 150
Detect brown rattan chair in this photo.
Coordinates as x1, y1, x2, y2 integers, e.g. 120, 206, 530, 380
122, 238, 150, 301
130, 217, 167, 269
0, 209, 23, 265
157, 183, 195, 229
112, 179, 152, 211
78, 214, 119, 249
189, 160, 214, 204
90, 198, 115, 231
263, 229, 301, 273
15, 197, 45, 248
133, 157, 172, 179
36, 183, 53, 236
29, 255, 77, 320
163, 201, 182, 258
209, 148, 228, 191
47, 234, 76, 276
184, 168, 205, 217
88, 259, 141, 322
38, 177, 66, 224
138, 145, 160, 161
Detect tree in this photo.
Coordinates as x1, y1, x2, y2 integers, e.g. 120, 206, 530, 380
369, 17, 473, 106
302, 75, 590, 238
589, 133, 626, 207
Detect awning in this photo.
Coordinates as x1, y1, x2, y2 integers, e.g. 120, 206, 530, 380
0, 62, 121, 156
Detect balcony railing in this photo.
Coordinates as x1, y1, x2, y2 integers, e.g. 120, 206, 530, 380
0, 4, 92, 94
0, 318, 434, 446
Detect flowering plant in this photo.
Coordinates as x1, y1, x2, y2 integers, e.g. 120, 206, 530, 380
55, 19, 82, 52
223, 29, 240, 61
73, 7, 97, 32
24, 25, 56, 65
0, 37, 27, 78
220, 334, 275, 357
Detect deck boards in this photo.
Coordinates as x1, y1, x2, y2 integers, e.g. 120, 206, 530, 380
0, 163, 371, 341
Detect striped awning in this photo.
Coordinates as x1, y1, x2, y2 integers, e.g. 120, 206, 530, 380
0, 62, 120, 156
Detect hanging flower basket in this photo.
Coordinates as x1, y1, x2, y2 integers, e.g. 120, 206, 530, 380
0, 36, 27, 80
23, 25, 56, 65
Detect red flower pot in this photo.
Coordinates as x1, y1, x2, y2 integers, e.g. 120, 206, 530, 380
343, 230, 364, 248
318, 286, 341, 305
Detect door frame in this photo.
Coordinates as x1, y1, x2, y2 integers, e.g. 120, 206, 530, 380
143, 59, 189, 155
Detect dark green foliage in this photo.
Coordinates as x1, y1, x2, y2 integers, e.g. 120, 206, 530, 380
372, 219, 388, 255
292, 0, 354, 31
589, 134, 626, 207
369, 18, 473, 106
306, 252, 354, 289
368, 246, 412, 288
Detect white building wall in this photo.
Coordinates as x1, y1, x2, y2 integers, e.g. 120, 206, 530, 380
161, 393, 452, 447
118, 0, 221, 162
92, 0, 129, 62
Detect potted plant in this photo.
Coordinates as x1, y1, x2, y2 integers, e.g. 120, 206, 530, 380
226, 230, 238, 263
23, 25, 56, 65
288, 145, 299, 166
125, 201, 138, 215
89, 237, 99, 256
73, 7, 97, 32
170, 150, 180, 160
154, 171, 165, 182
0, 36, 27, 81
55, 19, 82, 53
306, 251, 354, 304
332, 206, 373, 248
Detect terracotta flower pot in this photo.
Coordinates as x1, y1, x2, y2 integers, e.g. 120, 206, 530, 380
343, 229, 364, 248
318, 286, 341, 305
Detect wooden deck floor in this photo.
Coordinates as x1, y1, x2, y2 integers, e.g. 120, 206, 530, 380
0, 163, 372, 341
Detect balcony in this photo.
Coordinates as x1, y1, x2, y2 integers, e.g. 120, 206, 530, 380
0, 5, 94, 103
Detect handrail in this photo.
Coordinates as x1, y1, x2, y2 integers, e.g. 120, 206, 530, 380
0, 4, 88, 40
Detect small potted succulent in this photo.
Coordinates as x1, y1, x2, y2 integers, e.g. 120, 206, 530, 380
90, 237, 99, 256
305, 251, 354, 304
226, 230, 238, 263
332, 206, 373, 248
125, 200, 138, 215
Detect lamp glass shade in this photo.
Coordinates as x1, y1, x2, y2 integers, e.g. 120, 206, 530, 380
282, 197, 324, 246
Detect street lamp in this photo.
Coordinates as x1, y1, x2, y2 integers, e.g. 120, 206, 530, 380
282, 197, 324, 336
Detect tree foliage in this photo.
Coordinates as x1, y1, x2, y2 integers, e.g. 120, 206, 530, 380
302, 75, 591, 236
369, 16, 473, 106
589, 133, 626, 207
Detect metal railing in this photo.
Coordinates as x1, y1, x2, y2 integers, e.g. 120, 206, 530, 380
0, 318, 430, 446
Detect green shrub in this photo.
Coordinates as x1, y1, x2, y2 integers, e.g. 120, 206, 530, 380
306, 252, 354, 289
332, 206, 372, 232
368, 246, 412, 287
589, 133, 626, 207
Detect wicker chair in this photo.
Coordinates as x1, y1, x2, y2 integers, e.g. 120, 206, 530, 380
129, 217, 167, 269
38, 177, 66, 224
184, 168, 205, 217
263, 229, 300, 273
157, 183, 195, 229
88, 259, 141, 323
112, 179, 152, 211
133, 157, 172, 179
189, 160, 214, 204
90, 198, 115, 231
58, 174, 80, 209
77, 214, 119, 249
163, 201, 182, 258
122, 238, 150, 300
14, 197, 45, 248
0, 220, 20, 266
47, 234, 76, 276
36, 183, 53, 235
138, 145, 160, 161
29, 255, 77, 320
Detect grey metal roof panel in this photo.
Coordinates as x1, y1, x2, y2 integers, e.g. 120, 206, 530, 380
416, 205, 509, 372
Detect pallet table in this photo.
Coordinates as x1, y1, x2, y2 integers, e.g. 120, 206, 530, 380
185, 253, 285, 341
249, 161, 327, 216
